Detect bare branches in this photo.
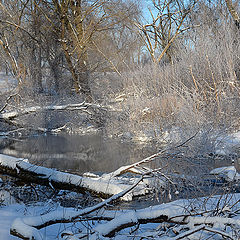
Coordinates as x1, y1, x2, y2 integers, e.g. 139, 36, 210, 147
0, 92, 20, 113
0, 19, 39, 43
0, 0, 141, 97
135, 0, 199, 64
104, 131, 198, 178
0, 38, 22, 84
89, 195, 240, 238
225, 0, 240, 29
10, 176, 144, 240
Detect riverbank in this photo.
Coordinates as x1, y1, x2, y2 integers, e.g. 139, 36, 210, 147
1, 151, 240, 239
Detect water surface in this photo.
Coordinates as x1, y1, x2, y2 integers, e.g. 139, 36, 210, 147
0, 133, 237, 176
0, 133, 156, 175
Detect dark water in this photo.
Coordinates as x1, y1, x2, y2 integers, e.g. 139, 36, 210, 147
1, 133, 239, 208
0, 133, 238, 177
0, 133, 157, 175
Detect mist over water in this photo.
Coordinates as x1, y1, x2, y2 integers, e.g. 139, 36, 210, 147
0, 133, 157, 175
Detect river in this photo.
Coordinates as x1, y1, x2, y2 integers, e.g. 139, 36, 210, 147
0, 133, 158, 175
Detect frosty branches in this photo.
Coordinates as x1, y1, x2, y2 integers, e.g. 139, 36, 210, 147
10, 176, 144, 240
0, 102, 106, 121
10, 193, 240, 239
0, 101, 107, 131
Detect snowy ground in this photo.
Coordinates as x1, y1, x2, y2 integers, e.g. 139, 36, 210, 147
1, 190, 240, 239
0, 199, 80, 239
1, 72, 240, 239
0, 152, 240, 239
0, 130, 240, 239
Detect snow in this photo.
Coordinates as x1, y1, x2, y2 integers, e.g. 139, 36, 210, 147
215, 131, 240, 155
90, 194, 240, 238
1, 182, 240, 239
0, 203, 80, 240
0, 190, 17, 205
0, 154, 19, 169
11, 218, 44, 240
0, 154, 151, 201
0, 205, 25, 240
210, 166, 240, 181
1, 127, 240, 239
8, 180, 136, 239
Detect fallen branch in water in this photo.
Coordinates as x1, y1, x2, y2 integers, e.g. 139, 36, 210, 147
0, 102, 106, 120
0, 101, 108, 130
0, 154, 150, 200
0, 124, 68, 136
103, 131, 199, 179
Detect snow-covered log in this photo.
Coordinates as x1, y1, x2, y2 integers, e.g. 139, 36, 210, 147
0, 154, 150, 200
93, 207, 240, 238
11, 193, 240, 240
0, 102, 106, 120
89, 194, 240, 239
10, 177, 144, 240
0, 101, 108, 130
210, 166, 240, 181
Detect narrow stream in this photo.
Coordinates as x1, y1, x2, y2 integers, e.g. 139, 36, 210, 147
0, 133, 158, 175
0, 133, 238, 175
0, 133, 239, 208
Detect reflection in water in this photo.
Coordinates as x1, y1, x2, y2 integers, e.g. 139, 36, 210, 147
0, 133, 157, 174
0, 133, 237, 176
1, 133, 239, 210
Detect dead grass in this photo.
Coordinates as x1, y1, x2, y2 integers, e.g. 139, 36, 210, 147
104, 15, 240, 155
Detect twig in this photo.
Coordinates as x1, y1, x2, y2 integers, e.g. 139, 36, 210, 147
204, 226, 234, 239
0, 92, 20, 113
108, 131, 199, 177
10, 176, 144, 239
172, 224, 205, 239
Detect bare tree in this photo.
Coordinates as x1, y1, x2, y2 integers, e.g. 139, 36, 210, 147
135, 0, 199, 65
0, 0, 141, 99
0, 0, 28, 87
225, 0, 240, 29
32, 0, 140, 100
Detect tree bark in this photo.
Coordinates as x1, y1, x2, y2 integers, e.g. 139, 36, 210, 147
225, 0, 240, 29
52, 0, 93, 101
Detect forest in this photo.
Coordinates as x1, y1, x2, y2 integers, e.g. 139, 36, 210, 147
0, 0, 240, 239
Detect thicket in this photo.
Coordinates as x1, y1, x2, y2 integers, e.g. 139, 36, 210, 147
0, 0, 239, 154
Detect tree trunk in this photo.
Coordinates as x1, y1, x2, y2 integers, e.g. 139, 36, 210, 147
53, 0, 93, 101
0, 154, 147, 200
225, 0, 240, 29
29, 3, 43, 93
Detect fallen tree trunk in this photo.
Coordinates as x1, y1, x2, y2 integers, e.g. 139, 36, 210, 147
92, 203, 240, 238
0, 154, 149, 200
0, 102, 107, 130
10, 192, 240, 240
10, 177, 144, 240
0, 102, 105, 120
